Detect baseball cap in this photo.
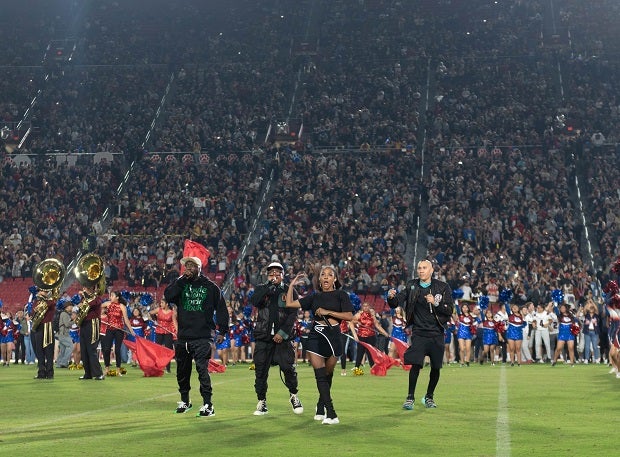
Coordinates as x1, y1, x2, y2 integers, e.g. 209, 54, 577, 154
180, 256, 202, 270
266, 262, 284, 271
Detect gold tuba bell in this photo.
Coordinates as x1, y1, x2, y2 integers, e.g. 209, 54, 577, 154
31, 258, 66, 331
74, 253, 106, 326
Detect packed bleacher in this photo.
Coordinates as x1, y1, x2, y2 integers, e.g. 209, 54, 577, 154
0, 0, 618, 336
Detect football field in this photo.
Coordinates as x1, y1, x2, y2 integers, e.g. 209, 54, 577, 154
3, 361, 617, 457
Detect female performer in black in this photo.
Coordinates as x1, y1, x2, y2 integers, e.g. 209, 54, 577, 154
286, 265, 353, 425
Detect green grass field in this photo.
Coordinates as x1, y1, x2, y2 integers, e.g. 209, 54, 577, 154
2, 361, 618, 457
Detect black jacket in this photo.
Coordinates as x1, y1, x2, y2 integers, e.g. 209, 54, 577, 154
250, 282, 298, 341
387, 278, 453, 335
164, 274, 229, 341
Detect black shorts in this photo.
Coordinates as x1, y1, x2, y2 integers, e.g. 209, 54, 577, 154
305, 324, 342, 358
404, 333, 444, 369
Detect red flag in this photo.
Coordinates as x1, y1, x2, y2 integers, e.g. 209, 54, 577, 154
125, 337, 175, 377
356, 341, 400, 376
208, 359, 226, 373
182, 239, 211, 272
390, 337, 412, 371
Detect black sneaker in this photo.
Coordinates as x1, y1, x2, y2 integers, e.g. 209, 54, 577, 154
197, 404, 215, 417
289, 394, 304, 414
423, 396, 437, 408
175, 401, 193, 414
253, 399, 268, 416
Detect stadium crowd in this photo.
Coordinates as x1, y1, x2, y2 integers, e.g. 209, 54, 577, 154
0, 0, 619, 371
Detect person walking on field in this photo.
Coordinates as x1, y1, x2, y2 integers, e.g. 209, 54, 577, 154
387, 260, 453, 410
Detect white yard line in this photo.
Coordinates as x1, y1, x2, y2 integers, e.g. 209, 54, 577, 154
496, 365, 511, 457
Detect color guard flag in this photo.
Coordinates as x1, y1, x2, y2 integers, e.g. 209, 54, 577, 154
124, 337, 175, 377
356, 341, 400, 376
390, 337, 412, 371
182, 239, 210, 272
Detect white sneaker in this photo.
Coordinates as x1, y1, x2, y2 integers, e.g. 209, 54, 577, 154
609, 367, 618, 375
322, 417, 339, 425
314, 403, 325, 421
616, 372, 620, 379
289, 394, 304, 414
253, 399, 268, 416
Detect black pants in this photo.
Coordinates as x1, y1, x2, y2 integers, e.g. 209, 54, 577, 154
80, 319, 103, 378
355, 334, 378, 368
253, 339, 298, 400
175, 339, 214, 406
32, 328, 54, 378
14, 334, 26, 363
102, 328, 125, 368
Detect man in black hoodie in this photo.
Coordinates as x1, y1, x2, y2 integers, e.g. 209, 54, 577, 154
165, 256, 228, 417
387, 259, 453, 410
250, 262, 303, 416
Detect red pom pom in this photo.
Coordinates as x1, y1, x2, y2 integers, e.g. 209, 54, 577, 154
604, 281, 619, 296
570, 324, 580, 336
612, 257, 620, 275
494, 321, 506, 333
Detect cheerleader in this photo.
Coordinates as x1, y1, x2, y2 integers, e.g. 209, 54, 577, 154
101, 291, 134, 376
299, 310, 313, 364
444, 316, 456, 365
69, 310, 81, 368
388, 306, 408, 361
350, 302, 390, 374
505, 303, 527, 366
1, 311, 16, 365
128, 307, 148, 340
479, 309, 498, 365
552, 304, 577, 366
216, 327, 231, 366
606, 299, 620, 377
456, 303, 474, 366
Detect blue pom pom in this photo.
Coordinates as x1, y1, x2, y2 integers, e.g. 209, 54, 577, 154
551, 289, 564, 304
452, 289, 464, 299
29, 285, 38, 295
0, 299, 3, 309
349, 292, 362, 313
56, 298, 68, 311
121, 290, 131, 302
243, 305, 252, 318
140, 293, 153, 306
26, 302, 33, 314
478, 295, 489, 310
71, 294, 82, 305
499, 289, 513, 304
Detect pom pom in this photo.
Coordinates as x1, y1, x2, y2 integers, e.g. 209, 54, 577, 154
603, 281, 619, 296
551, 289, 564, 304
612, 257, 620, 275
0, 299, 3, 309
140, 293, 153, 307
478, 295, 489, 310
570, 323, 580, 336
26, 302, 33, 314
121, 290, 131, 302
494, 321, 506, 333
349, 292, 362, 313
499, 289, 513, 304
29, 285, 38, 295
243, 305, 252, 318
452, 289, 464, 300
56, 297, 68, 311
71, 294, 82, 305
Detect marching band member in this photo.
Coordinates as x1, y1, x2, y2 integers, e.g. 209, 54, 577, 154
31, 292, 56, 379
78, 285, 106, 380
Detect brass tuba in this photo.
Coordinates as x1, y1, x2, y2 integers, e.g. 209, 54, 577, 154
31, 258, 66, 331
74, 253, 106, 326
